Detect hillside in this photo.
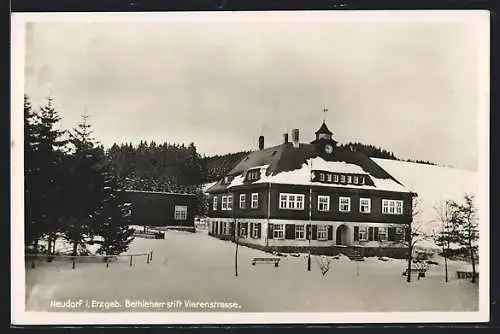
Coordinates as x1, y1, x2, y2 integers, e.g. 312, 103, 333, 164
372, 158, 478, 249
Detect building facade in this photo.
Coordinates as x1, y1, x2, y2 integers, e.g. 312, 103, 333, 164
206, 122, 416, 258
123, 190, 196, 232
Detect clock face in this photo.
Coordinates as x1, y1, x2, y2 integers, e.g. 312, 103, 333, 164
324, 144, 333, 154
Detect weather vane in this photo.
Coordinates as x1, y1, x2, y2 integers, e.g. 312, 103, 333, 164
322, 106, 328, 123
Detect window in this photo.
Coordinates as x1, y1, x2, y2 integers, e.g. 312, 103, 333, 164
317, 225, 328, 240
239, 223, 247, 238
213, 197, 218, 211
221, 196, 227, 210
353, 176, 359, 184
358, 226, 368, 241
340, 175, 346, 183
359, 176, 365, 185
339, 197, 351, 212
246, 170, 260, 181
333, 174, 339, 183
273, 224, 285, 239
382, 199, 404, 215
251, 193, 259, 208
319, 173, 325, 182
174, 206, 187, 220
359, 198, 371, 213
327, 174, 332, 182
378, 227, 387, 241
279, 193, 305, 210
227, 195, 233, 210
239, 194, 246, 209
252, 223, 260, 238
318, 195, 330, 212
222, 222, 228, 235
347, 175, 352, 184
295, 225, 305, 240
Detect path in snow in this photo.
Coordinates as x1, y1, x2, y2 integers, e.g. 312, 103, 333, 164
25, 230, 478, 312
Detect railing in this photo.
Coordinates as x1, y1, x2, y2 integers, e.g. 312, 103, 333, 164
25, 250, 154, 269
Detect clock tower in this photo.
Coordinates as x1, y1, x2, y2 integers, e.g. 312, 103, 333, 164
310, 120, 337, 157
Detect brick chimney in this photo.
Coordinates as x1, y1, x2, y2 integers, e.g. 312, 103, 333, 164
258, 135, 264, 150
292, 129, 299, 148
283, 133, 289, 144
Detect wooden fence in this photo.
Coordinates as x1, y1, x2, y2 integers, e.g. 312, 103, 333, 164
25, 250, 154, 269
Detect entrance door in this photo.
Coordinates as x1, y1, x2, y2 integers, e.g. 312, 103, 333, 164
336, 224, 349, 246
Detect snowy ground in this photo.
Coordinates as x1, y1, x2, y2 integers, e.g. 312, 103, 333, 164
25, 230, 478, 313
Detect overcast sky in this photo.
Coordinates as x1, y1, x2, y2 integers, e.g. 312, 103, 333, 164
22, 12, 486, 170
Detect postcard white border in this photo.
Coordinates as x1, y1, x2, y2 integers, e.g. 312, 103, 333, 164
11, 10, 490, 325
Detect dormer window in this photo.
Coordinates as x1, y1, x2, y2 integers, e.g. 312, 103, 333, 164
222, 176, 234, 184
246, 169, 261, 182
347, 175, 352, 184
353, 176, 359, 184
333, 174, 339, 183
327, 174, 332, 182
319, 173, 325, 182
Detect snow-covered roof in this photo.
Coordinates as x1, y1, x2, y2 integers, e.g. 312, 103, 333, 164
224, 157, 410, 193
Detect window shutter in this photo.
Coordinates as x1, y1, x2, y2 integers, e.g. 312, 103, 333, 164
306, 225, 312, 240
285, 224, 295, 239
250, 223, 254, 238
327, 225, 333, 240
312, 225, 318, 240
257, 223, 262, 238
374, 227, 379, 241
230, 222, 235, 236
268, 223, 274, 239
388, 227, 396, 241
368, 227, 374, 241
354, 226, 359, 241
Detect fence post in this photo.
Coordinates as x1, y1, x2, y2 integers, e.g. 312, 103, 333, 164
105, 257, 109, 268
147, 253, 150, 264
72, 258, 76, 269
129, 255, 133, 267
150, 251, 153, 262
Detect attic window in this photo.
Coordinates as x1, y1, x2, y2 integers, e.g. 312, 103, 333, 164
271, 151, 277, 156
246, 169, 261, 181
244, 156, 249, 161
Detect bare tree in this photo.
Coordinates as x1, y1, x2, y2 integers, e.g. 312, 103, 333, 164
403, 195, 429, 283
433, 200, 460, 283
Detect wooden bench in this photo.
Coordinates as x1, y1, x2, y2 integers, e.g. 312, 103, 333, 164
456, 271, 479, 279
402, 263, 428, 279
252, 257, 280, 267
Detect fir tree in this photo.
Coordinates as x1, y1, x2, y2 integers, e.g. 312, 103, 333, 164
454, 194, 479, 283
94, 169, 135, 256
61, 112, 106, 256
25, 95, 69, 253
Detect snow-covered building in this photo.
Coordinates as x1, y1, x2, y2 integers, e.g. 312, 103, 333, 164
206, 122, 416, 257
123, 190, 197, 232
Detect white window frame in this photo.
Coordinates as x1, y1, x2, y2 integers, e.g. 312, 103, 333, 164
317, 195, 330, 212
273, 224, 285, 239
221, 196, 228, 210
358, 226, 368, 241
333, 174, 339, 182
353, 176, 359, 184
227, 195, 233, 210
378, 227, 388, 241
174, 205, 188, 220
360, 176, 365, 185
382, 199, 404, 215
251, 193, 259, 208
252, 223, 259, 238
340, 175, 346, 183
213, 196, 218, 211
359, 198, 371, 214
347, 175, 352, 184
279, 193, 305, 210
339, 196, 351, 212
239, 194, 246, 209
327, 174, 332, 182
317, 225, 328, 241
240, 223, 247, 238
319, 173, 325, 182
295, 224, 306, 240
